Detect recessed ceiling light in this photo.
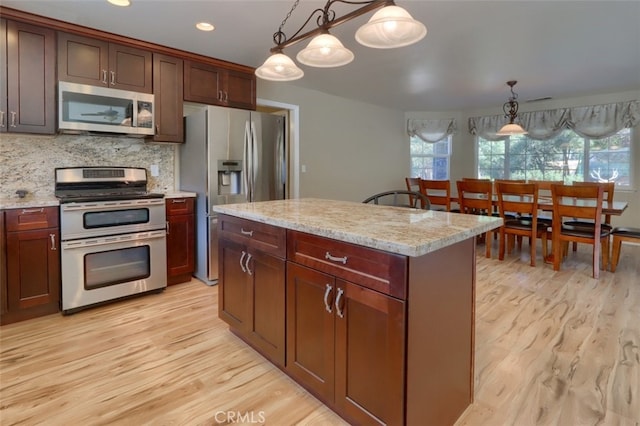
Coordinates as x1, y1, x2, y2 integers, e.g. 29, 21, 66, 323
196, 22, 215, 32
108, 0, 131, 6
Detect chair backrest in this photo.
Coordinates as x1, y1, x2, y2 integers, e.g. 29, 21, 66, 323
572, 181, 615, 224
496, 182, 539, 219
405, 177, 421, 192
418, 179, 451, 211
456, 180, 493, 215
363, 190, 431, 210
551, 183, 604, 226
462, 177, 491, 181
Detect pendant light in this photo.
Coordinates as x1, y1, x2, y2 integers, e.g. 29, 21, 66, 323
355, 5, 426, 49
296, 32, 354, 67
496, 81, 528, 136
255, 52, 304, 81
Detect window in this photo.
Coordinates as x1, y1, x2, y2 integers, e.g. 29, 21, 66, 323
410, 135, 451, 180
477, 128, 632, 187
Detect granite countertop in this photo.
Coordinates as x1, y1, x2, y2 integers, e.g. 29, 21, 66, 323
165, 191, 196, 198
0, 196, 60, 210
213, 198, 503, 257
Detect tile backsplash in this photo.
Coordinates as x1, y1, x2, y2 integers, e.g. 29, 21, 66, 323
0, 133, 176, 198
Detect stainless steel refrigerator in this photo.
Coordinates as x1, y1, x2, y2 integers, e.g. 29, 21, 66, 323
180, 105, 287, 285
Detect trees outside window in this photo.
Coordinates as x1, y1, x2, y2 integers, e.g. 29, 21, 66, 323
477, 128, 631, 186
410, 135, 451, 179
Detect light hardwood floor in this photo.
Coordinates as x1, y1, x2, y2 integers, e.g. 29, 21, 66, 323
1, 241, 638, 426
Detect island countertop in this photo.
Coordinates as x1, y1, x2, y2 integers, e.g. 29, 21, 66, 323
213, 198, 502, 257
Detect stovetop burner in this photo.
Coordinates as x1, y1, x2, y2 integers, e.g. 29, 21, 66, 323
55, 166, 164, 203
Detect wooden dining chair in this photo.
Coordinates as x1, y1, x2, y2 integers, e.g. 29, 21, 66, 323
418, 179, 451, 211
405, 177, 424, 208
610, 227, 640, 272
550, 184, 611, 279
565, 181, 615, 252
527, 180, 563, 225
495, 182, 548, 266
456, 179, 494, 258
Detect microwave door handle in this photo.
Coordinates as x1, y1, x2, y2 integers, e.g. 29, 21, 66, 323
132, 100, 137, 128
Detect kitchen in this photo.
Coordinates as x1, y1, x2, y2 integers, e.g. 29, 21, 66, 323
1, 1, 640, 425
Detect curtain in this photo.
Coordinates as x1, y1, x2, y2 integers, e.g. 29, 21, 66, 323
407, 118, 457, 143
468, 100, 640, 141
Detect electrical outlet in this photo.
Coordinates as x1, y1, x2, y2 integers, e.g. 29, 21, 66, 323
150, 164, 159, 176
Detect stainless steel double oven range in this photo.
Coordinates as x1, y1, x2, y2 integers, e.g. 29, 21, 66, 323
55, 167, 167, 314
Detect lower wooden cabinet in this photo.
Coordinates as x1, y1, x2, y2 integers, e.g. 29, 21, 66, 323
286, 262, 406, 425
165, 198, 195, 285
1, 207, 60, 325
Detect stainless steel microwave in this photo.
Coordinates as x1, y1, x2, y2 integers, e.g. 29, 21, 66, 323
58, 81, 154, 135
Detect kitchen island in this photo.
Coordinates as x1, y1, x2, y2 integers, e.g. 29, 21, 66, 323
213, 198, 502, 426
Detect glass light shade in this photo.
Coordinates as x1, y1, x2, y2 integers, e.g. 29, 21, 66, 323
355, 5, 426, 49
196, 22, 215, 32
255, 53, 304, 81
107, 0, 130, 6
496, 123, 528, 136
296, 33, 354, 68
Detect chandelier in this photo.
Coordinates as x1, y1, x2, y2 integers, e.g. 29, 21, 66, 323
496, 80, 528, 136
255, 0, 427, 81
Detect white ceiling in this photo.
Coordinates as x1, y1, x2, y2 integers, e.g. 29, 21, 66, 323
4, 0, 640, 111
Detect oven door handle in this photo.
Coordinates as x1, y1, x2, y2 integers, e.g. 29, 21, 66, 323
60, 199, 165, 211
61, 230, 166, 250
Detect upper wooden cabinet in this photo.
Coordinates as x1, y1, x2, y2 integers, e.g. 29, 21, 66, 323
58, 32, 152, 93
153, 53, 184, 142
184, 60, 256, 110
1, 19, 56, 134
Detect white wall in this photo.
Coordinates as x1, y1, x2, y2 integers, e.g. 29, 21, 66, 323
257, 80, 406, 203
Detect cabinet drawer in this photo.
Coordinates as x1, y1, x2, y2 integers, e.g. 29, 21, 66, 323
218, 215, 285, 258
287, 231, 407, 299
5, 206, 59, 231
165, 197, 194, 216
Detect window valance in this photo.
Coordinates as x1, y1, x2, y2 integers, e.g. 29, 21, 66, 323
407, 118, 457, 143
468, 100, 640, 141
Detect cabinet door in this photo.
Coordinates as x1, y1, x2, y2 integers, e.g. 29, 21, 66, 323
153, 53, 184, 142
334, 279, 406, 426
0, 19, 7, 133
5, 228, 60, 320
246, 249, 285, 367
218, 238, 251, 331
225, 69, 256, 110
183, 60, 223, 105
6, 20, 55, 134
109, 42, 152, 93
58, 32, 109, 86
286, 262, 335, 403
166, 213, 194, 280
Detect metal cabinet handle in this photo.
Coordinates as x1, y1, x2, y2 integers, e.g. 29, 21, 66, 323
166, 221, 170, 234
110, 71, 116, 85
10, 111, 17, 127
156, 124, 159, 134
239, 251, 247, 273
0, 110, 5, 127
325, 251, 347, 265
323, 284, 333, 313
50, 234, 56, 251
224, 91, 229, 102
101, 70, 108, 84
218, 90, 224, 101
245, 253, 253, 275
240, 228, 253, 237
21, 208, 44, 214
335, 287, 345, 318
171, 199, 187, 204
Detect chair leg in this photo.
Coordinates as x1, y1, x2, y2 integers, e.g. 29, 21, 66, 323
573, 241, 578, 252
553, 236, 562, 272
529, 234, 536, 267
499, 229, 506, 260
601, 236, 609, 271
611, 236, 622, 272
485, 231, 491, 258
542, 232, 548, 260
592, 240, 600, 279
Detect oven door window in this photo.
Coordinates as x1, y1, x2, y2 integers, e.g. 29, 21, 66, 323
84, 246, 150, 289
83, 208, 149, 229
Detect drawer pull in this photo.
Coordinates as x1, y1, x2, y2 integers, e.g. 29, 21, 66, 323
166, 221, 170, 234
50, 234, 57, 251
101, 69, 108, 84
335, 287, 345, 318
323, 284, 333, 314
21, 208, 44, 214
240, 228, 254, 237
325, 252, 347, 265
239, 251, 247, 273
171, 199, 187, 204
